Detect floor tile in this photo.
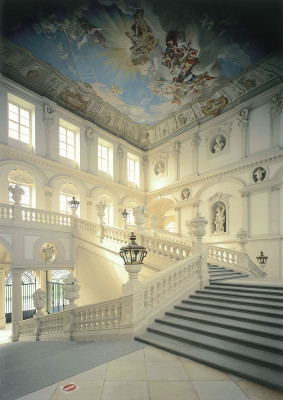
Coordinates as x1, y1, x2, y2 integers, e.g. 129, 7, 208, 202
146, 361, 189, 381
144, 346, 180, 362
15, 383, 59, 400
101, 380, 149, 400
192, 381, 250, 400
148, 380, 199, 400
67, 363, 108, 381
112, 348, 145, 362
236, 380, 283, 400
50, 381, 103, 400
182, 360, 232, 381
105, 361, 147, 380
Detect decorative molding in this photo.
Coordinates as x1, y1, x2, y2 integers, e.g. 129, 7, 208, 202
0, 144, 146, 201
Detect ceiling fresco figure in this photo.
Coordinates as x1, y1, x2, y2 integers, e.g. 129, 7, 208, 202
1, 0, 282, 125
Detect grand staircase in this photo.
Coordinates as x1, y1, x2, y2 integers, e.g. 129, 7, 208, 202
136, 263, 283, 392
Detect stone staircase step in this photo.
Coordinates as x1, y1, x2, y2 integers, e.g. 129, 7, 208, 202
188, 293, 283, 310
165, 309, 283, 340
135, 331, 283, 392
206, 284, 283, 295
146, 323, 283, 370
181, 298, 283, 318
155, 315, 283, 353
208, 272, 244, 276
197, 288, 283, 302
209, 274, 249, 281
210, 282, 283, 291
174, 303, 283, 328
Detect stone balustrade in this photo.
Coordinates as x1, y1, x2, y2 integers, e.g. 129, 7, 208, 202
207, 244, 266, 278
15, 253, 203, 342
0, 203, 13, 222
0, 203, 72, 230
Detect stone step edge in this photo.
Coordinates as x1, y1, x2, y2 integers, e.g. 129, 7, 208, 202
172, 306, 283, 328
206, 285, 283, 294
165, 310, 283, 340
210, 282, 283, 291
135, 332, 283, 392
147, 324, 283, 371
188, 294, 283, 309
182, 300, 283, 318
155, 317, 283, 354
197, 290, 283, 302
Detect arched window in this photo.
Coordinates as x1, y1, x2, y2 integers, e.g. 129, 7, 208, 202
165, 222, 176, 233
60, 183, 80, 216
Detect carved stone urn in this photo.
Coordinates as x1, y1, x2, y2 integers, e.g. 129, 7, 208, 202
189, 213, 208, 244
133, 206, 145, 235
236, 227, 248, 252
96, 200, 107, 225
62, 273, 80, 310
9, 184, 25, 205
33, 288, 46, 317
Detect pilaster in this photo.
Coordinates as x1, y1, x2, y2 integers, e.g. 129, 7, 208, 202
12, 268, 23, 341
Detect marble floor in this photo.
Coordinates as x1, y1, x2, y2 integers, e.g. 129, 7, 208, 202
13, 346, 283, 400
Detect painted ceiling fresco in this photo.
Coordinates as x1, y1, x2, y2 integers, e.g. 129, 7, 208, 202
1, 0, 282, 125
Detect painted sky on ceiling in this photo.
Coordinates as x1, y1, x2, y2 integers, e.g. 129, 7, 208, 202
1, 0, 282, 124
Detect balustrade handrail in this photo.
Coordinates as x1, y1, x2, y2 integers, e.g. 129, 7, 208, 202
207, 244, 266, 278
15, 252, 202, 341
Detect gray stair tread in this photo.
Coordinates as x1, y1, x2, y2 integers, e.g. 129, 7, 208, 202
205, 286, 283, 296
209, 275, 249, 281
136, 332, 283, 391
175, 303, 283, 326
183, 298, 283, 317
210, 282, 283, 291
167, 309, 283, 334
209, 271, 243, 276
198, 289, 283, 301
189, 293, 283, 309
157, 315, 283, 351
147, 323, 283, 369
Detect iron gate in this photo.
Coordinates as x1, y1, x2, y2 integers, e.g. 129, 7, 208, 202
47, 281, 66, 313
5, 282, 36, 322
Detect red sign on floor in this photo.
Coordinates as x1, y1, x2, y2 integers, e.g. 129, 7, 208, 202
61, 383, 79, 393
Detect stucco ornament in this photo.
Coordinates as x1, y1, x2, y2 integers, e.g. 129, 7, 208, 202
189, 213, 208, 243
270, 94, 283, 118
62, 273, 80, 309
33, 288, 46, 317
85, 127, 95, 144
9, 184, 25, 205
236, 108, 249, 133
41, 243, 56, 263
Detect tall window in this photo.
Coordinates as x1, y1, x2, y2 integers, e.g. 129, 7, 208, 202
8, 102, 31, 144
98, 143, 109, 173
9, 183, 31, 207
59, 126, 75, 160
127, 153, 139, 186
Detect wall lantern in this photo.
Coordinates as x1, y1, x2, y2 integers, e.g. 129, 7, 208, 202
119, 232, 147, 265
122, 209, 129, 219
256, 251, 268, 267
68, 196, 80, 216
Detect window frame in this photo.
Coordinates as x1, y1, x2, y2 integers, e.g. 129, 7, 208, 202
8, 97, 33, 145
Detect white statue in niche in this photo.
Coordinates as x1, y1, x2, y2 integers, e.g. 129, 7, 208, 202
214, 203, 226, 233
253, 167, 266, 182
213, 136, 224, 153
